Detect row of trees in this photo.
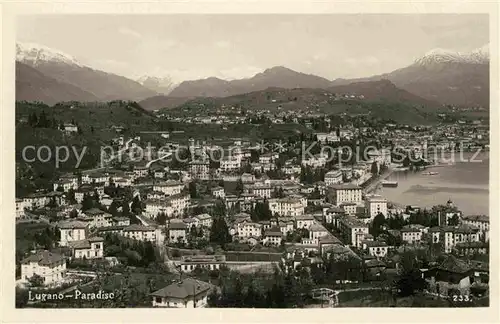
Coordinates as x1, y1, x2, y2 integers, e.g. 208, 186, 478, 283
104, 233, 158, 267
208, 267, 313, 308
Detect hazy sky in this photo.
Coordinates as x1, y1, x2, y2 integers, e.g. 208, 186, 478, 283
17, 14, 489, 82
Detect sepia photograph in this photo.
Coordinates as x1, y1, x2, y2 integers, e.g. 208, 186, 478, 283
9, 11, 494, 313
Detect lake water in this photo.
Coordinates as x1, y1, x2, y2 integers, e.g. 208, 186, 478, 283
378, 152, 489, 216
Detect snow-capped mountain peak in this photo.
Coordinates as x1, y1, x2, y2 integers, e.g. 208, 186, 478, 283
136, 75, 178, 95
415, 44, 489, 65
16, 42, 83, 67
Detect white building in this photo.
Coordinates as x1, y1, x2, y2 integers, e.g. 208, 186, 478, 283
363, 241, 389, 258
166, 194, 190, 217
63, 124, 78, 133
21, 251, 67, 285
189, 161, 210, 180
269, 198, 305, 217
236, 220, 263, 239
69, 237, 104, 259
53, 178, 78, 192
122, 224, 157, 242
294, 214, 316, 229
179, 255, 226, 273
220, 156, 241, 172
153, 181, 185, 197
365, 195, 388, 220
461, 215, 489, 241
145, 199, 171, 218
301, 154, 327, 168
168, 222, 187, 243
194, 214, 213, 228
211, 186, 225, 199
16, 198, 27, 218
401, 228, 423, 244
263, 227, 283, 246
308, 222, 330, 244
83, 208, 113, 228
247, 184, 272, 199
324, 170, 343, 186
58, 220, 88, 247
338, 216, 369, 248
328, 184, 363, 206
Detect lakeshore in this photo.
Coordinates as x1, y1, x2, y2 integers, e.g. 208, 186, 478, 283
377, 153, 489, 215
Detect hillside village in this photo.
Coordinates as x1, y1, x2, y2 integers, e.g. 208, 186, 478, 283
15, 109, 490, 308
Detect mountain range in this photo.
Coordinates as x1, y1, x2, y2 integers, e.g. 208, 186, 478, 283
16, 42, 156, 105
15, 42, 489, 110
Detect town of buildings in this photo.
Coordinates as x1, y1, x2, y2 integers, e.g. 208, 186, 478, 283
15, 114, 490, 308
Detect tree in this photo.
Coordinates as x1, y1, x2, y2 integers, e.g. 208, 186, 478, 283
131, 196, 142, 214
235, 179, 244, 196
81, 193, 94, 211
250, 200, 272, 222
122, 200, 131, 217
394, 251, 428, 297
209, 217, 231, 246
108, 201, 119, 216
143, 241, 156, 265
69, 209, 78, 218
188, 181, 198, 199
371, 213, 386, 238
156, 212, 167, 225
27, 274, 44, 287
273, 187, 285, 198
66, 188, 76, 205
371, 161, 379, 175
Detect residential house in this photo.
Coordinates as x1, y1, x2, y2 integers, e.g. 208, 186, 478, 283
263, 227, 283, 246
63, 123, 78, 133
153, 181, 185, 197
84, 208, 113, 228
166, 193, 190, 217
455, 241, 489, 256
236, 220, 263, 239
278, 219, 295, 236
16, 198, 27, 218
151, 278, 214, 308
179, 255, 226, 273
58, 220, 88, 246
327, 184, 363, 206
247, 184, 272, 199
194, 214, 212, 228
269, 197, 304, 217
122, 224, 157, 242
337, 216, 369, 248
324, 170, 343, 186
145, 199, 171, 219
69, 236, 104, 259
363, 241, 389, 258
323, 206, 345, 225
308, 222, 330, 244
461, 215, 489, 241
189, 161, 210, 180
21, 251, 66, 285
424, 256, 474, 296
113, 217, 131, 226
210, 186, 225, 199
295, 214, 316, 229
401, 228, 423, 244
220, 156, 241, 172
365, 194, 388, 220
431, 225, 481, 253
168, 222, 187, 244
